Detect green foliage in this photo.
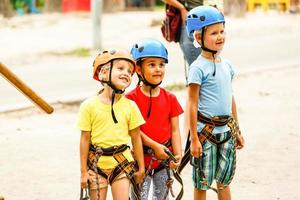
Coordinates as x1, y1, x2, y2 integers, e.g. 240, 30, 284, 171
164, 82, 186, 91
66, 48, 91, 57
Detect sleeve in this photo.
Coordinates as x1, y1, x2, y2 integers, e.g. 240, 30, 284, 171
125, 88, 136, 101
128, 101, 145, 131
187, 65, 203, 86
228, 63, 236, 80
170, 93, 184, 118
77, 101, 92, 131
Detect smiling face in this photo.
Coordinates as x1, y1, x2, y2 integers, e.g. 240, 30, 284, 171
197, 23, 226, 52
111, 59, 134, 90
99, 59, 134, 90
137, 57, 166, 85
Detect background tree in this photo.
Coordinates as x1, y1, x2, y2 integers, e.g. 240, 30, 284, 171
0, 0, 14, 17
44, 0, 61, 12
224, 0, 247, 17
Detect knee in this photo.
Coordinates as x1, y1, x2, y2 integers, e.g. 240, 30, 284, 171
217, 182, 229, 191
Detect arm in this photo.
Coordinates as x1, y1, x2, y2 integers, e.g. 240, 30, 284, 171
80, 131, 90, 188
140, 131, 169, 160
188, 83, 202, 157
130, 127, 145, 184
232, 96, 245, 149
169, 116, 182, 169
162, 0, 188, 24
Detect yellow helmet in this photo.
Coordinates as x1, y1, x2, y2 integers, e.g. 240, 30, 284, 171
92, 49, 136, 81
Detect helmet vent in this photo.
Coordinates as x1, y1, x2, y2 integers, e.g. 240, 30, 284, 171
200, 16, 206, 21
191, 14, 198, 18
138, 46, 144, 52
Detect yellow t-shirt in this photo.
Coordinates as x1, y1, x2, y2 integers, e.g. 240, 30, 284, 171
77, 95, 145, 169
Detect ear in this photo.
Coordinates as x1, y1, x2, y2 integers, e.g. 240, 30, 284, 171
194, 31, 202, 43
99, 67, 109, 81
135, 65, 142, 76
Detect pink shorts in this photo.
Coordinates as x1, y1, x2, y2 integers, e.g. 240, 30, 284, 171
88, 169, 127, 189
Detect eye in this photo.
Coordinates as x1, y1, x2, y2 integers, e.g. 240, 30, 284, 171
149, 63, 155, 68
117, 66, 124, 71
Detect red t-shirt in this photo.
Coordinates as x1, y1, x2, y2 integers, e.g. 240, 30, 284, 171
126, 86, 183, 168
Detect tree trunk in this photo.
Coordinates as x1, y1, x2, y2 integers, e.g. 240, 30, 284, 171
44, 0, 62, 12
224, 0, 246, 17
0, 0, 14, 18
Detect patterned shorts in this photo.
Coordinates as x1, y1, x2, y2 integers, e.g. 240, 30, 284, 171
192, 131, 236, 190
88, 169, 127, 189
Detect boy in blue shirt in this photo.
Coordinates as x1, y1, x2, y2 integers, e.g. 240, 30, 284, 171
186, 6, 245, 200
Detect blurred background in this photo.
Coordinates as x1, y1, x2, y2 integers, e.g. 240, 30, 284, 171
1, 0, 300, 199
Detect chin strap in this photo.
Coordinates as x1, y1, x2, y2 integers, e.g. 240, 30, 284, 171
101, 61, 125, 124
201, 30, 217, 76
137, 72, 161, 118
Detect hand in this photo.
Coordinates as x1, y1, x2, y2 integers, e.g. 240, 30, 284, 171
190, 139, 202, 158
80, 171, 89, 189
236, 133, 245, 150
180, 8, 188, 24
134, 168, 145, 184
169, 155, 181, 170
153, 143, 169, 160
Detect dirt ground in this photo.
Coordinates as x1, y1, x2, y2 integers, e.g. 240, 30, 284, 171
1, 64, 300, 199
1, 9, 300, 200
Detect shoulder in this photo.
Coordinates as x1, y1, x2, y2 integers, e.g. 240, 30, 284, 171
80, 95, 97, 108
160, 88, 176, 98
189, 57, 212, 73
221, 58, 236, 76
125, 87, 138, 100
122, 96, 139, 108
159, 88, 179, 102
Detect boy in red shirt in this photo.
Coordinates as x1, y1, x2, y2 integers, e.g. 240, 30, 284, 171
126, 39, 184, 199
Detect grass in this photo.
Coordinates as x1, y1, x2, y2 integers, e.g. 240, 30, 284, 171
66, 47, 91, 57
154, 4, 165, 11
164, 82, 186, 91
45, 47, 91, 57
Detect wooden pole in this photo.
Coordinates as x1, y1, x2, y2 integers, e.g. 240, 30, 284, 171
0, 63, 54, 114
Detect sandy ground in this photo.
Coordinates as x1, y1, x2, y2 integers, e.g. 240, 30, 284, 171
1, 9, 300, 200
1, 65, 300, 200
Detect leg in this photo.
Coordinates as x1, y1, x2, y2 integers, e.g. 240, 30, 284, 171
111, 177, 130, 200
183, 89, 190, 138
215, 132, 236, 200
130, 174, 152, 200
194, 188, 206, 200
90, 188, 108, 200
192, 141, 216, 200
217, 183, 231, 200
179, 26, 201, 67
152, 168, 169, 200
88, 169, 109, 200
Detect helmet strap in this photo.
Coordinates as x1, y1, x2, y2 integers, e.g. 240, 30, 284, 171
100, 61, 125, 124
201, 29, 217, 76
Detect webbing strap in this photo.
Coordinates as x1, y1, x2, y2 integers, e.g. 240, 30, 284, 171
197, 112, 230, 126
177, 131, 206, 174
113, 153, 141, 200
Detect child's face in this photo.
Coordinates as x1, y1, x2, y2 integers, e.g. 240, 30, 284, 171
138, 58, 165, 85
109, 59, 134, 90
200, 23, 225, 51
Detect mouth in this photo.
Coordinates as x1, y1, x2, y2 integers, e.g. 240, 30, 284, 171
120, 77, 130, 83
152, 74, 162, 78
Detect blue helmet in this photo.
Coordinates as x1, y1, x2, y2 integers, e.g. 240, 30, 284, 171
186, 6, 225, 37
130, 39, 168, 63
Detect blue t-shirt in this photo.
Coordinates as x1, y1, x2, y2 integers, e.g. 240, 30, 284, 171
188, 55, 235, 134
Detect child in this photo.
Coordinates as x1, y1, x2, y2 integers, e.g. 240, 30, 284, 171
126, 39, 184, 199
185, 6, 245, 200
77, 49, 145, 200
